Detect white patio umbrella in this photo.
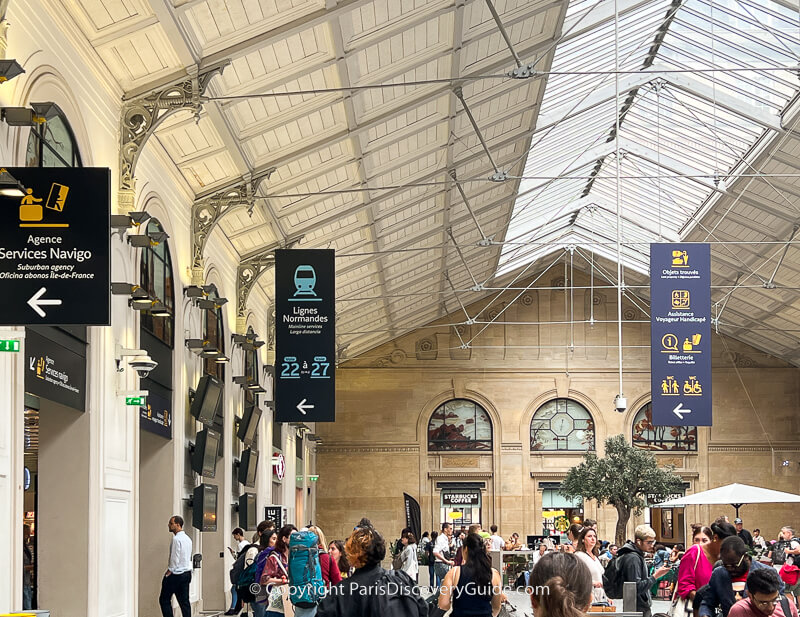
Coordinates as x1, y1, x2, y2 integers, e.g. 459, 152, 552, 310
654, 483, 800, 518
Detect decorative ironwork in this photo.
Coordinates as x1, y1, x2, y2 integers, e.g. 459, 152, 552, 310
236, 237, 303, 320
191, 169, 275, 272
237, 253, 275, 320
119, 61, 229, 201
632, 402, 697, 451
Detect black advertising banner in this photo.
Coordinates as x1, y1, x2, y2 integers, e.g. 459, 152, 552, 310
264, 505, 283, 527
403, 493, 421, 543
25, 329, 86, 411
140, 388, 172, 439
650, 243, 712, 426
275, 249, 335, 422
0, 167, 110, 325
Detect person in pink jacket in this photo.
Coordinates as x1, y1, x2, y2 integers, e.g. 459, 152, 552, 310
677, 522, 736, 601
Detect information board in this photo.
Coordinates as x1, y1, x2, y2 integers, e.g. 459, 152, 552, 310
650, 243, 712, 426
25, 328, 86, 412
275, 249, 335, 422
0, 167, 110, 325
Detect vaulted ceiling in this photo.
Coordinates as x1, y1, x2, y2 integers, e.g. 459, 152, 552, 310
53, 0, 800, 365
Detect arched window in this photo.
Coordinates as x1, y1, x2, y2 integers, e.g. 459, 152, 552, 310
26, 105, 82, 168
531, 399, 595, 451
632, 402, 697, 451
428, 399, 492, 451
203, 285, 225, 380
140, 220, 174, 347
244, 327, 258, 383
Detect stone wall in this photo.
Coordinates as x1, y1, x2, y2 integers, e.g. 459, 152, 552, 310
316, 271, 800, 546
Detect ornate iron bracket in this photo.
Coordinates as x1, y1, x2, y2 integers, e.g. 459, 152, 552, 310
236, 237, 303, 327
191, 168, 275, 273
118, 61, 229, 207
237, 252, 276, 323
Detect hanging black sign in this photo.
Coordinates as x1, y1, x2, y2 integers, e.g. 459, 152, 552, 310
264, 505, 283, 527
275, 249, 335, 422
140, 389, 172, 439
25, 328, 86, 411
0, 167, 110, 326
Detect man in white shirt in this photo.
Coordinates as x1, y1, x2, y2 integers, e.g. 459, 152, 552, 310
159, 515, 193, 617
489, 525, 505, 552
433, 523, 454, 585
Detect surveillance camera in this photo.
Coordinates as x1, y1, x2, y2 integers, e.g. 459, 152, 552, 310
614, 395, 627, 413
128, 355, 157, 378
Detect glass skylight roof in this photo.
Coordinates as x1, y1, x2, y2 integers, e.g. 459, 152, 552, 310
499, 0, 800, 279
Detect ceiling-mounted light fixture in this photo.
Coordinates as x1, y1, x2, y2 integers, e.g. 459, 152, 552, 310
111, 282, 149, 299
214, 354, 229, 363
196, 297, 228, 310
148, 300, 171, 317
0, 59, 25, 83
0, 168, 25, 198
30, 102, 60, 122
184, 285, 205, 298
129, 296, 152, 311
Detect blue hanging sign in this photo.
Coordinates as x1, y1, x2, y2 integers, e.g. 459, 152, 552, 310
650, 243, 712, 426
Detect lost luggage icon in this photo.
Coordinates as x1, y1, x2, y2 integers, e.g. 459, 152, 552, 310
19, 182, 70, 228
671, 250, 689, 267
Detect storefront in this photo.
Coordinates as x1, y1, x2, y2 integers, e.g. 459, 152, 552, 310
439, 483, 484, 526
646, 483, 691, 545
540, 482, 583, 539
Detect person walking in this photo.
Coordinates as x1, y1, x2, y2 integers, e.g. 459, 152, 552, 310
400, 532, 420, 582
159, 515, 193, 617
225, 528, 250, 615
426, 531, 438, 587
259, 524, 297, 617
438, 532, 504, 617
575, 527, 608, 604
434, 523, 455, 586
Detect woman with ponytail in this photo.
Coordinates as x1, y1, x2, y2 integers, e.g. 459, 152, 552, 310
439, 532, 504, 617
529, 552, 593, 617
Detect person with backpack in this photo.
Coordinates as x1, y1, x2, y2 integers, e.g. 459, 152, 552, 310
226, 528, 251, 616
769, 528, 800, 573
604, 525, 671, 617
728, 568, 798, 617
308, 526, 341, 588
286, 528, 328, 617
259, 524, 297, 617
317, 522, 427, 617
438, 532, 504, 617
529, 552, 592, 617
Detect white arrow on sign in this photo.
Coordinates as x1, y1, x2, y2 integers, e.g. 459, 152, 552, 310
296, 399, 314, 415
673, 402, 692, 420
27, 287, 62, 317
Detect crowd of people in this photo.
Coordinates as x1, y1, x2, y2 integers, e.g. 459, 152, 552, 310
156, 513, 800, 617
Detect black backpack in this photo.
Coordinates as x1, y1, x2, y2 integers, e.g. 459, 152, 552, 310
373, 570, 427, 617
773, 539, 796, 565
229, 543, 258, 585
603, 554, 625, 599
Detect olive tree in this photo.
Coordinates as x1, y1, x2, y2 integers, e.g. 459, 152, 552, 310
560, 434, 684, 545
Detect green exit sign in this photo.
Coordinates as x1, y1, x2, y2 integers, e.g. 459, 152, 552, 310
309, 475, 319, 482
0, 339, 20, 352
125, 396, 146, 406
